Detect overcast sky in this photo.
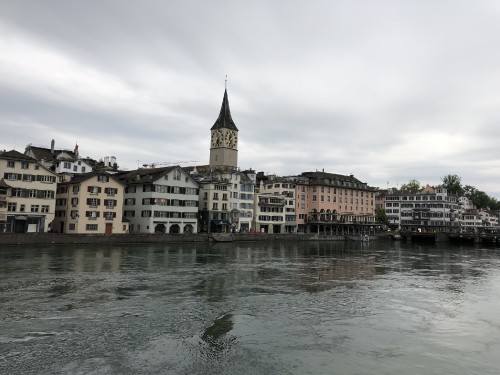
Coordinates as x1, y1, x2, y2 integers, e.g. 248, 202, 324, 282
1, 1, 500, 197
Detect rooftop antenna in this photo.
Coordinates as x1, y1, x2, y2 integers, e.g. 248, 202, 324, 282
225, 75, 227, 90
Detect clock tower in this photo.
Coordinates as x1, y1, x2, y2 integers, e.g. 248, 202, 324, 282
209, 88, 239, 168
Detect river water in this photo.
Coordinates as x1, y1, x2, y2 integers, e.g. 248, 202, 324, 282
1, 241, 499, 375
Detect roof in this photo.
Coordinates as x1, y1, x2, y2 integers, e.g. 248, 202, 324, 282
59, 171, 125, 186
0, 178, 12, 189
26, 145, 76, 162
0, 149, 37, 162
211, 89, 238, 131
118, 166, 191, 184
300, 171, 362, 184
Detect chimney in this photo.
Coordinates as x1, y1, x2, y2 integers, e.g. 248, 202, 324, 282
51, 139, 55, 154
74, 143, 79, 159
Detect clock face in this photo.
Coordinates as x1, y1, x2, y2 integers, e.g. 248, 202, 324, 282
211, 130, 223, 147
224, 130, 237, 149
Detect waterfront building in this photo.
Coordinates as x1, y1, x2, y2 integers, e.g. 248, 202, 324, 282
293, 171, 376, 234
119, 166, 199, 234
0, 150, 57, 232
253, 191, 288, 233
460, 210, 483, 233
0, 179, 10, 232
53, 172, 127, 234
384, 186, 460, 233
255, 174, 297, 233
25, 140, 93, 174
186, 86, 255, 233
189, 165, 255, 233
479, 210, 499, 227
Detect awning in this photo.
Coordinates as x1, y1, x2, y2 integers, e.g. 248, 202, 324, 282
211, 220, 231, 226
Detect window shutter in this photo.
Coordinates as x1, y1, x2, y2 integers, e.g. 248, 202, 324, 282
88, 186, 92, 192
86, 211, 90, 217
113, 212, 117, 218
96, 212, 100, 217
97, 199, 101, 205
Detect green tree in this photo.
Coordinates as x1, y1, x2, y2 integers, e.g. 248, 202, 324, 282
375, 207, 389, 225
440, 174, 464, 196
400, 179, 422, 193
464, 185, 491, 209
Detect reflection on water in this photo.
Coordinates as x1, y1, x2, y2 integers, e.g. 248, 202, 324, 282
1, 241, 500, 374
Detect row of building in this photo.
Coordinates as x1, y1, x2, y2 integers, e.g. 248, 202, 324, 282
1, 88, 497, 235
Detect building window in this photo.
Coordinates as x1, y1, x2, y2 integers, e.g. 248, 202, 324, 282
86, 211, 99, 219
88, 198, 99, 207
29, 189, 37, 198
7, 203, 16, 212
173, 170, 181, 181
88, 186, 101, 195
98, 175, 109, 183
105, 188, 116, 196
7, 161, 15, 168
70, 210, 79, 219
39, 175, 54, 183
64, 162, 71, 169
69, 223, 76, 230
20, 204, 25, 212
41, 205, 50, 213
81, 167, 86, 173
6, 173, 18, 180
141, 210, 151, 217
213, 202, 218, 210
105, 200, 115, 209
21, 162, 29, 169
86, 224, 98, 231
73, 166, 77, 172
31, 205, 39, 212
73, 185, 80, 193
104, 212, 116, 220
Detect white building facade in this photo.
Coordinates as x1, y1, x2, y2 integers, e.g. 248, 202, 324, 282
385, 187, 461, 233
0, 150, 57, 233
122, 166, 199, 234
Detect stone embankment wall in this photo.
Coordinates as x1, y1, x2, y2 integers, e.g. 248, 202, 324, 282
0, 233, 349, 246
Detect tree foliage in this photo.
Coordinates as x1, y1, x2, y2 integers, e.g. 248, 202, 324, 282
400, 179, 422, 193
463, 183, 498, 210
375, 207, 389, 225
440, 174, 464, 196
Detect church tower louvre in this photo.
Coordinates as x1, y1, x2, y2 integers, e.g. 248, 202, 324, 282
209, 87, 239, 168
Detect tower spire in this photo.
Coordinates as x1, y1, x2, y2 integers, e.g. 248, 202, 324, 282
211, 85, 238, 131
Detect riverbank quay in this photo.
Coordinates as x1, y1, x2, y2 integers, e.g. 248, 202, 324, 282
0, 232, 357, 246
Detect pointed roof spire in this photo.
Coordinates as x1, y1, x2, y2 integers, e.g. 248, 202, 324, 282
211, 81, 238, 131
